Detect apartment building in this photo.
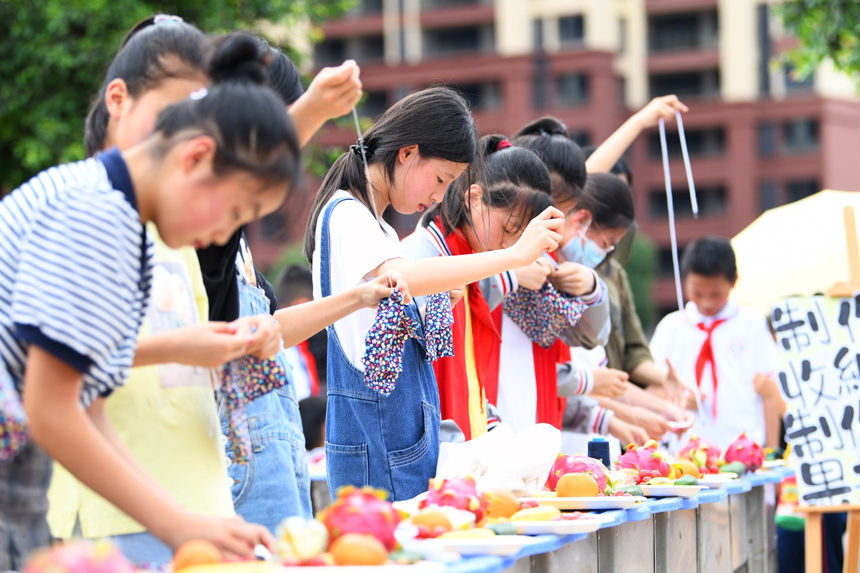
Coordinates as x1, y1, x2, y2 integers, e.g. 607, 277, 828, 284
248, 0, 860, 318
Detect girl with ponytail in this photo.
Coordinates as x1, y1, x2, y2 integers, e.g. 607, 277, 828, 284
402, 135, 555, 440
305, 87, 566, 499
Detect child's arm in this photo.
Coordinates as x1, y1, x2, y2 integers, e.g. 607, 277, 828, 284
754, 372, 786, 448
288, 61, 362, 148
274, 270, 409, 348
23, 346, 272, 557
370, 207, 565, 296
586, 95, 688, 174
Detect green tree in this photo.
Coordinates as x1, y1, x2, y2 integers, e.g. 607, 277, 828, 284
624, 233, 658, 332
777, 0, 860, 86
0, 0, 353, 190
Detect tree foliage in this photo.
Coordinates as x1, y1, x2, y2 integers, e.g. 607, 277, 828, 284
0, 0, 353, 190
777, 0, 860, 87
624, 233, 658, 332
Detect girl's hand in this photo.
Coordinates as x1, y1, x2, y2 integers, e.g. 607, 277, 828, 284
162, 511, 274, 560
511, 207, 565, 265
591, 367, 629, 399
514, 259, 552, 291
360, 270, 412, 307
231, 315, 282, 360
549, 262, 596, 297
632, 407, 672, 440
449, 286, 466, 308
608, 417, 649, 447
634, 95, 689, 130
303, 60, 363, 122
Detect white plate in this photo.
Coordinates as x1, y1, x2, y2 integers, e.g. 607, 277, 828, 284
762, 459, 786, 468
182, 563, 448, 573
518, 496, 645, 510
639, 485, 705, 498
699, 474, 737, 488
514, 516, 609, 535
403, 535, 542, 557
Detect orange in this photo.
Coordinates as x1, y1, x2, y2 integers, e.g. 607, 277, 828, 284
484, 489, 521, 519
330, 534, 388, 566
673, 459, 701, 479
172, 540, 222, 571
556, 473, 600, 497
412, 508, 453, 531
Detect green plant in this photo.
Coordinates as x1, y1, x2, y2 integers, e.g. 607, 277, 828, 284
624, 233, 658, 331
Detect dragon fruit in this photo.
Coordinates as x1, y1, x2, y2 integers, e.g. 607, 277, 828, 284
679, 435, 722, 474
725, 433, 764, 473
545, 454, 609, 493
419, 476, 489, 525
615, 440, 675, 479
25, 541, 136, 573
318, 486, 401, 551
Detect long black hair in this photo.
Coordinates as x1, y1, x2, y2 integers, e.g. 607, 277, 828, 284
303, 86, 479, 261
85, 17, 210, 157
426, 135, 552, 243
151, 33, 301, 191
512, 117, 587, 206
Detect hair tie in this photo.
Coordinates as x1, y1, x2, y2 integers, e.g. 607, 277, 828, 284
350, 138, 369, 158
496, 139, 512, 151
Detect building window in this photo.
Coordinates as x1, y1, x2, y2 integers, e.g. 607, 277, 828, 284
359, 90, 388, 118
315, 39, 346, 67
423, 0, 486, 8
657, 247, 685, 277
758, 122, 776, 157
423, 25, 493, 58
559, 15, 584, 46
647, 127, 725, 159
786, 179, 819, 203
351, 0, 383, 15
759, 180, 778, 212
533, 19, 543, 51
355, 35, 385, 62
649, 186, 727, 218
557, 74, 589, 107
260, 212, 285, 241
648, 10, 718, 53
569, 131, 590, 148
783, 118, 819, 153
451, 81, 503, 112
785, 65, 814, 94
649, 70, 720, 99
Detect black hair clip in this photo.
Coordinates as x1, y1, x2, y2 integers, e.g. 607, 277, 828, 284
350, 138, 369, 159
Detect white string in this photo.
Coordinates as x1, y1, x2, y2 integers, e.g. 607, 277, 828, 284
659, 117, 684, 313
675, 111, 698, 219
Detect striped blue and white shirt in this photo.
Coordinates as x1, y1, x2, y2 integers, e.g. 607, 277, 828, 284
0, 148, 153, 407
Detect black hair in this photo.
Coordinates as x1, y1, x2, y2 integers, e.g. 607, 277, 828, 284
299, 396, 327, 451
152, 33, 301, 191
512, 117, 587, 206
85, 18, 210, 157
215, 33, 304, 105
303, 86, 479, 261
582, 145, 634, 187
276, 264, 313, 307
571, 173, 635, 232
681, 236, 738, 281
426, 135, 552, 242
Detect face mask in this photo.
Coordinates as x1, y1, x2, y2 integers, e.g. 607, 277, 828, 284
560, 219, 611, 269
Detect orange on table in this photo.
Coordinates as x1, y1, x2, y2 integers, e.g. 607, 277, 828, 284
412, 508, 453, 531
484, 489, 521, 519
672, 459, 701, 479
173, 540, 222, 571
556, 473, 600, 497
330, 534, 388, 566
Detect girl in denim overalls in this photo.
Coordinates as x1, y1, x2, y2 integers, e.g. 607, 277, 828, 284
304, 87, 568, 501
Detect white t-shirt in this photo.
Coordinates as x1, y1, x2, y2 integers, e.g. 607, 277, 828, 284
312, 191, 403, 370
650, 300, 780, 450
496, 316, 538, 433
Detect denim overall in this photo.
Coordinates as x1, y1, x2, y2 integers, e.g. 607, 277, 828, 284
320, 197, 440, 501
220, 270, 312, 533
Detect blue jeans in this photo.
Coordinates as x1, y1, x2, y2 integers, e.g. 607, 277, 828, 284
319, 198, 440, 502
221, 273, 311, 534
112, 531, 173, 569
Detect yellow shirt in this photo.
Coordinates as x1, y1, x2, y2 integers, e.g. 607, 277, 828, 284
47, 225, 234, 538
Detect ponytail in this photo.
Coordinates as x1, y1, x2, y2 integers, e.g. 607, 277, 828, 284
303, 86, 479, 261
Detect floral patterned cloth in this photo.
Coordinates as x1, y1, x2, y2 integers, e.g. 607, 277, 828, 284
220, 356, 288, 464
361, 290, 454, 396
503, 282, 587, 349
0, 365, 27, 461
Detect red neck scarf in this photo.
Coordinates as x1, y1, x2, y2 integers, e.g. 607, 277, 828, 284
695, 319, 726, 417
430, 218, 502, 439
297, 340, 320, 396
